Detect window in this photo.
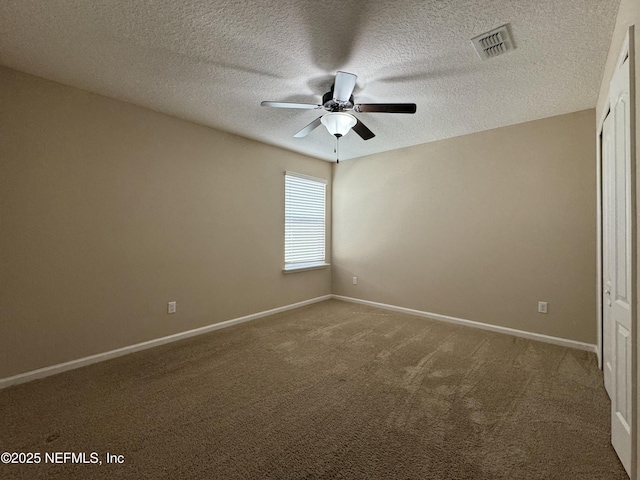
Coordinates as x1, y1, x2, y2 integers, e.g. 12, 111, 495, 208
284, 172, 328, 272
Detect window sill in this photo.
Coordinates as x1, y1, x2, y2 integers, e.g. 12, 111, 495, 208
283, 262, 331, 274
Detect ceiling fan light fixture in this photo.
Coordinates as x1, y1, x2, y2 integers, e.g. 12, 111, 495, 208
321, 112, 357, 137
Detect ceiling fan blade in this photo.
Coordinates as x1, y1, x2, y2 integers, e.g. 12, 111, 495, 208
354, 103, 417, 114
333, 71, 357, 102
261, 101, 322, 109
294, 116, 323, 138
352, 118, 375, 140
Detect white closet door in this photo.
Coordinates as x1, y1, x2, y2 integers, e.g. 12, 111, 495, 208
605, 52, 633, 477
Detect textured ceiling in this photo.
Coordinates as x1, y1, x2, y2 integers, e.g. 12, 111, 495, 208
0, 0, 620, 161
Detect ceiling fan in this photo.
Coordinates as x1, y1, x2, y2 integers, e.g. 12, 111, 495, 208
261, 71, 416, 161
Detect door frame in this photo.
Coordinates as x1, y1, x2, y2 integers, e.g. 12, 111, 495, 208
596, 26, 637, 477
597, 100, 608, 370
598, 31, 632, 368
630, 25, 638, 480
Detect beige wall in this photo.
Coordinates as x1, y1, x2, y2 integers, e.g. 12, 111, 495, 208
0, 66, 331, 379
332, 109, 596, 344
0, 38, 616, 379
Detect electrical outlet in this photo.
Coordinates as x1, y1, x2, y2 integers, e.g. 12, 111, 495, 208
353, 276, 358, 285
538, 301, 548, 314
168, 301, 177, 314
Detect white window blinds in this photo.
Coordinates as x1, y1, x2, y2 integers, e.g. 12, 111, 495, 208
285, 172, 326, 267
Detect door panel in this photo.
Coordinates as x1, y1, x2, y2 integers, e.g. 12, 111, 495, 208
607, 54, 632, 477
603, 113, 614, 396
615, 322, 631, 432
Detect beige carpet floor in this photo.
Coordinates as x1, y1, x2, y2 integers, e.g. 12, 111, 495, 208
0, 299, 627, 479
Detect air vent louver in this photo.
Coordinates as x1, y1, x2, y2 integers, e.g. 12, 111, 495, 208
471, 24, 514, 60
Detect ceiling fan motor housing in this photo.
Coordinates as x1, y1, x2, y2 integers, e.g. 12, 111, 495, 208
261, 71, 415, 142
322, 90, 354, 111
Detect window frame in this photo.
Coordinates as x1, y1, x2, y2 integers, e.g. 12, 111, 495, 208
283, 171, 329, 274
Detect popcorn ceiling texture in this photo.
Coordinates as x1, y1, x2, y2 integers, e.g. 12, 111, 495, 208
0, 0, 620, 161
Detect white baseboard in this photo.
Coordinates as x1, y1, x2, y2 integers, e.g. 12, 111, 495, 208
1, 293, 596, 390
332, 295, 597, 353
0, 295, 331, 390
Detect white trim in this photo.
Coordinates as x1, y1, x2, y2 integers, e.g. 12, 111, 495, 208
0, 295, 331, 390
596, 106, 607, 369
596, 32, 625, 369
332, 295, 597, 353
283, 262, 330, 274
1, 293, 599, 390
617, 33, 630, 70
284, 170, 327, 184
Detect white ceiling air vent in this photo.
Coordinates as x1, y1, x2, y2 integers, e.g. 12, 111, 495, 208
471, 24, 514, 60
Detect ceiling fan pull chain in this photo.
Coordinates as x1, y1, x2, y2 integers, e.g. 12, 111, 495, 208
336, 136, 340, 164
